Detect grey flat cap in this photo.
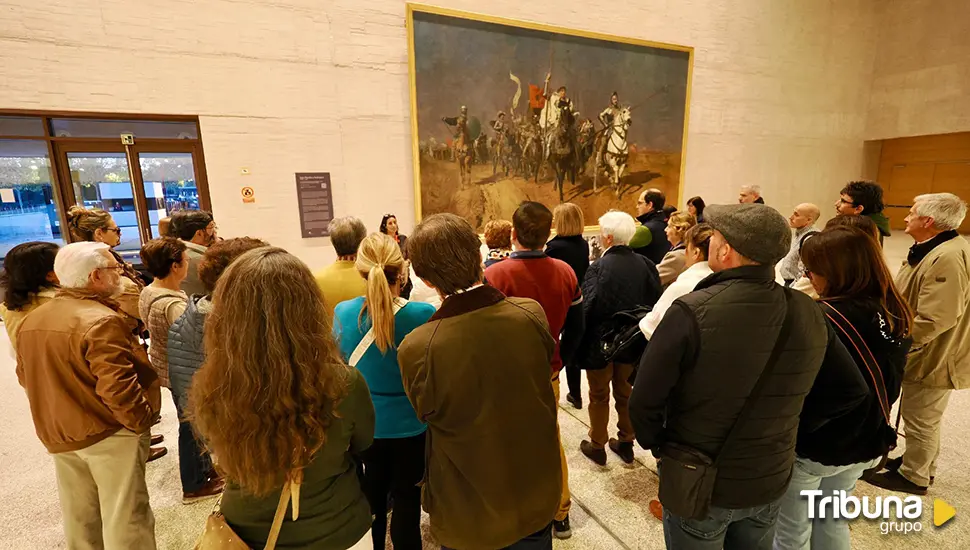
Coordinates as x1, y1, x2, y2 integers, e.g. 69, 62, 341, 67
705, 203, 791, 265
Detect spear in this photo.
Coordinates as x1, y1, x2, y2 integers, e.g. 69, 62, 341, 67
628, 85, 670, 112
537, 46, 554, 182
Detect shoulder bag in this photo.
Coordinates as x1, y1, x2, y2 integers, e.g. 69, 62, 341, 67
820, 300, 900, 465
195, 471, 302, 550
657, 289, 793, 520
348, 298, 407, 367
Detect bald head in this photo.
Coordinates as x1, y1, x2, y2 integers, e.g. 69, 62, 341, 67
790, 203, 820, 229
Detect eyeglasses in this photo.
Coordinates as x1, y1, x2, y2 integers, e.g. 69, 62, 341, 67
104, 227, 122, 235
838, 198, 855, 206
99, 265, 125, 273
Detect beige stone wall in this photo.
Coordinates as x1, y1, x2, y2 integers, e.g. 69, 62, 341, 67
866, 0, 970, 140
0, 0, 879, 266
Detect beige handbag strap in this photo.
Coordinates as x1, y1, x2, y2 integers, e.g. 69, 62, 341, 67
264, 471, 303, 550
348, 298, 408, 367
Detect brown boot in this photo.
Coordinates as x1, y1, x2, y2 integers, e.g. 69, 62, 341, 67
866, 470, 928, 496
609, 438, 635, 464
580, 440, 607, 466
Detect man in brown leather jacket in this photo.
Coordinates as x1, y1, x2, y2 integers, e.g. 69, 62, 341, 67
17, 241, 159, 550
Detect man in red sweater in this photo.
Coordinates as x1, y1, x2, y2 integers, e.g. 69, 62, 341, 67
485, 201, 585, 541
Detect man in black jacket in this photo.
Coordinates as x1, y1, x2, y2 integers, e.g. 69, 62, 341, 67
629, 203, 867, 550
632, 188, 671, 264
578, 210, 662, 466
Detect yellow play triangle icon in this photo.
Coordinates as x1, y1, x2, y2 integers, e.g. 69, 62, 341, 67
934, 499, 956, 527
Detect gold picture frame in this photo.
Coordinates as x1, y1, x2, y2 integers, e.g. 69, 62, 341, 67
406, 3, 694, 232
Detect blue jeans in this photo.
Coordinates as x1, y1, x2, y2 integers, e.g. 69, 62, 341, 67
773, 456, 878, 550
664, 500, 781, 550
442, 523, 552, 550
172, 393, 212, 493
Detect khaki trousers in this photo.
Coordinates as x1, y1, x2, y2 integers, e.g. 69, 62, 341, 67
586, 363, 635, 449
551, 374, 571, 521
899, 382, 953, 487
52, 430, 156, 550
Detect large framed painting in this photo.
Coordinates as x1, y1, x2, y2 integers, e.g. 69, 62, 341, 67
406, 4, 693, 231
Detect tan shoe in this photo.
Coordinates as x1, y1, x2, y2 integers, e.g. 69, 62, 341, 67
183, 477, 226, 505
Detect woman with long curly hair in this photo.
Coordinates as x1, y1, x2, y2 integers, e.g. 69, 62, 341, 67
190, 247, 375, 549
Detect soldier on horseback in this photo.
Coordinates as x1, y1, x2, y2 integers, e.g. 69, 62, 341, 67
442, 105, 474, 182
597, 92, 622, 167
442, 105, 471, 156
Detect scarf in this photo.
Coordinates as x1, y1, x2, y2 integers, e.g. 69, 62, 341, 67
907, 230, 958, 266
487, 248, 511, 262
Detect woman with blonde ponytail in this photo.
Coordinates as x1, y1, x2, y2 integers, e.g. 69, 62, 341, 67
333, 233, 436, 550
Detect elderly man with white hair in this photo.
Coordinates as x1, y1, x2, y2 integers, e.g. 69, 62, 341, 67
16, 241, 158, 549
869, 192, 970, 495
739, 184, 764, 204
575, 210, 662, 466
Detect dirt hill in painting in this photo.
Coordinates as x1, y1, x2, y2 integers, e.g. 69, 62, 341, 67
420, 150, 682, 232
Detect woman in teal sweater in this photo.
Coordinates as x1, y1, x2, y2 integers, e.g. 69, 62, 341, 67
334, 233, 436, 550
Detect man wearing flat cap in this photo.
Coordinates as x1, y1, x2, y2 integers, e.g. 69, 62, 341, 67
628, 204, 867, 550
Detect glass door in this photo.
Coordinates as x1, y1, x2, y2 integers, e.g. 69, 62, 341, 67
54, 140, 209, 254
133, 144, 209, 238
61, 149, 147, 254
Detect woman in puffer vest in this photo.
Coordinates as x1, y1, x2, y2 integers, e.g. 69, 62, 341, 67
168, 237, 267, 504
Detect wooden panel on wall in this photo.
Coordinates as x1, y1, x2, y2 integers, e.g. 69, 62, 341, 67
876, 132, 970, 232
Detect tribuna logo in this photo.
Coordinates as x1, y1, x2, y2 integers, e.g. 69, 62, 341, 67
801, 490, 923, 534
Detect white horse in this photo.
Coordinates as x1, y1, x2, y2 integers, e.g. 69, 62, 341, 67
597, 107, 631, 195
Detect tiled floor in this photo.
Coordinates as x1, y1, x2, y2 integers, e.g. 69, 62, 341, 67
2, 235, 968, 549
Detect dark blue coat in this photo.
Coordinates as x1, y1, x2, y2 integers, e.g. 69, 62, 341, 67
577, 245, 661, 370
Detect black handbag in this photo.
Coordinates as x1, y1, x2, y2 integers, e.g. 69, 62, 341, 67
657, 289, 793, 520
820, 301, 900, 470
599, 306, 653, 365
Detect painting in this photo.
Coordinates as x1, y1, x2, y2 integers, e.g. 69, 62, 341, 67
406, 4, 693, 231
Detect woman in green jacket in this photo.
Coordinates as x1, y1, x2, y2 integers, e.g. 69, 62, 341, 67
191, 247, 375, 549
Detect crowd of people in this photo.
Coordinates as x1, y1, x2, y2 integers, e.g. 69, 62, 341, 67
1, 181, 968, 550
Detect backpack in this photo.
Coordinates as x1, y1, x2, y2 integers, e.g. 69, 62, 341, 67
599, 305, 653, 365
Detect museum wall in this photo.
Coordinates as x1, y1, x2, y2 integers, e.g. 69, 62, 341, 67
865, 0, 970, 140
0, 0, 879, 267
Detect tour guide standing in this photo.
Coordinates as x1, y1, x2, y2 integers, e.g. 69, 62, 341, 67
868, 192, 970, 495
628, 203, 867, 550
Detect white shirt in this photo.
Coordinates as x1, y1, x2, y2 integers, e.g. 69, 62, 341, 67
408, 265, 442, 309
639, 261, 713, 339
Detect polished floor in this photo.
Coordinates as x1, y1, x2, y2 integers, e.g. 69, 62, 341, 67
2, 235, 968, 549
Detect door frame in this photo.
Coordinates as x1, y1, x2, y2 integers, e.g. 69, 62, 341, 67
53, 140, 210, 245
